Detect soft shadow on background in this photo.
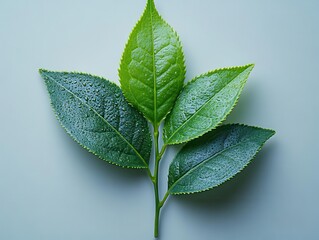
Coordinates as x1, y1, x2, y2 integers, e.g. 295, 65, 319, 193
171, 143, 277, 209
57, 125, 148, 184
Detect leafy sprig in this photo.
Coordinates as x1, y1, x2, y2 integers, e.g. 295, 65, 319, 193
40, 0, 275, 238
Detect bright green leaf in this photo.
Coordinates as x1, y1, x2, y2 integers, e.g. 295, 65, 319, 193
168, 124, 275, 194
164, 64, 254, 145
119, 0, 186, 126
40, 70, 152, 169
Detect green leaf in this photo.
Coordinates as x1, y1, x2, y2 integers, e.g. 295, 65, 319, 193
164, 64, 254, 145
168, 124, 275, 194
119, 0, 186, 126
40, 70, 152, 169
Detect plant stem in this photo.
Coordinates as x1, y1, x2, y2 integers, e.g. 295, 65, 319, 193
154, 198, 160, 238
151, 126, 168, 238
153, 127, 160, 238
160, 191, 170, 207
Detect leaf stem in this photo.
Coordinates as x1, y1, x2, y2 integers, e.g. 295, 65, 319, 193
158, 144, 167, 161
147, 168, 154, 182
153, 127, 160, 238
160, 191, 170, 208
150, 126, 169, 238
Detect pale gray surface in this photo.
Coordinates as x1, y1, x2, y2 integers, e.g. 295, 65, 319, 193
1, 0, 318, 239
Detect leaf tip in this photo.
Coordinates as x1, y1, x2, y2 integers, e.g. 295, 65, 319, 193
268, 128, 276, 137
38, 68, 50, 77
148, 0, 155, 5
246, 63, 255, 71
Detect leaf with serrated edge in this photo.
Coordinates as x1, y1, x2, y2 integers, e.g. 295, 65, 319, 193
40, 70, 152, 169
164, 64, 254, 145
168, 124, 275, 194
119, 0, 186, 126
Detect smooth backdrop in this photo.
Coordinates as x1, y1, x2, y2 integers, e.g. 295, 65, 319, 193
1, 0, 318, 239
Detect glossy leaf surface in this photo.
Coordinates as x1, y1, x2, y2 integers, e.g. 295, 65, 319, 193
40, 70, 152, 168
164, 64, 254, 144
119, 0, 186, 125
168, 124, 275, 194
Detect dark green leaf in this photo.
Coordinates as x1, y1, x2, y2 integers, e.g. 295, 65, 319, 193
164, 64, 254, 145
168, 124, 275, 194
119, 0, 186, 126
40, 70, 152, 169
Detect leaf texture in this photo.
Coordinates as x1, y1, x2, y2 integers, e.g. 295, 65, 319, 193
164, 64, 254, 145
40, 70, 152, 169
119, 0, 186, 126
168, 124, 275, 194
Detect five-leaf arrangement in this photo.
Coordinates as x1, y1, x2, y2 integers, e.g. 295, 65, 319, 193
40, 0, 275, 238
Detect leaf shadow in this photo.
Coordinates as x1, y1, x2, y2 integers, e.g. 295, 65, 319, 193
53, 122, 149, 189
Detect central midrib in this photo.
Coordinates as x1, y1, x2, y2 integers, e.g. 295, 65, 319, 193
149, 1, 157, 125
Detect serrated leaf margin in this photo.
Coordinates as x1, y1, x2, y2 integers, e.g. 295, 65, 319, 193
164, 64, 255, 145
168, 123, 275, 195
39, 69, 152, 169
118, 0, 187, 125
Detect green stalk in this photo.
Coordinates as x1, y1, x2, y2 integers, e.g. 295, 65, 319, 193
151, 126, 168, 238
153, 127, 160, 238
